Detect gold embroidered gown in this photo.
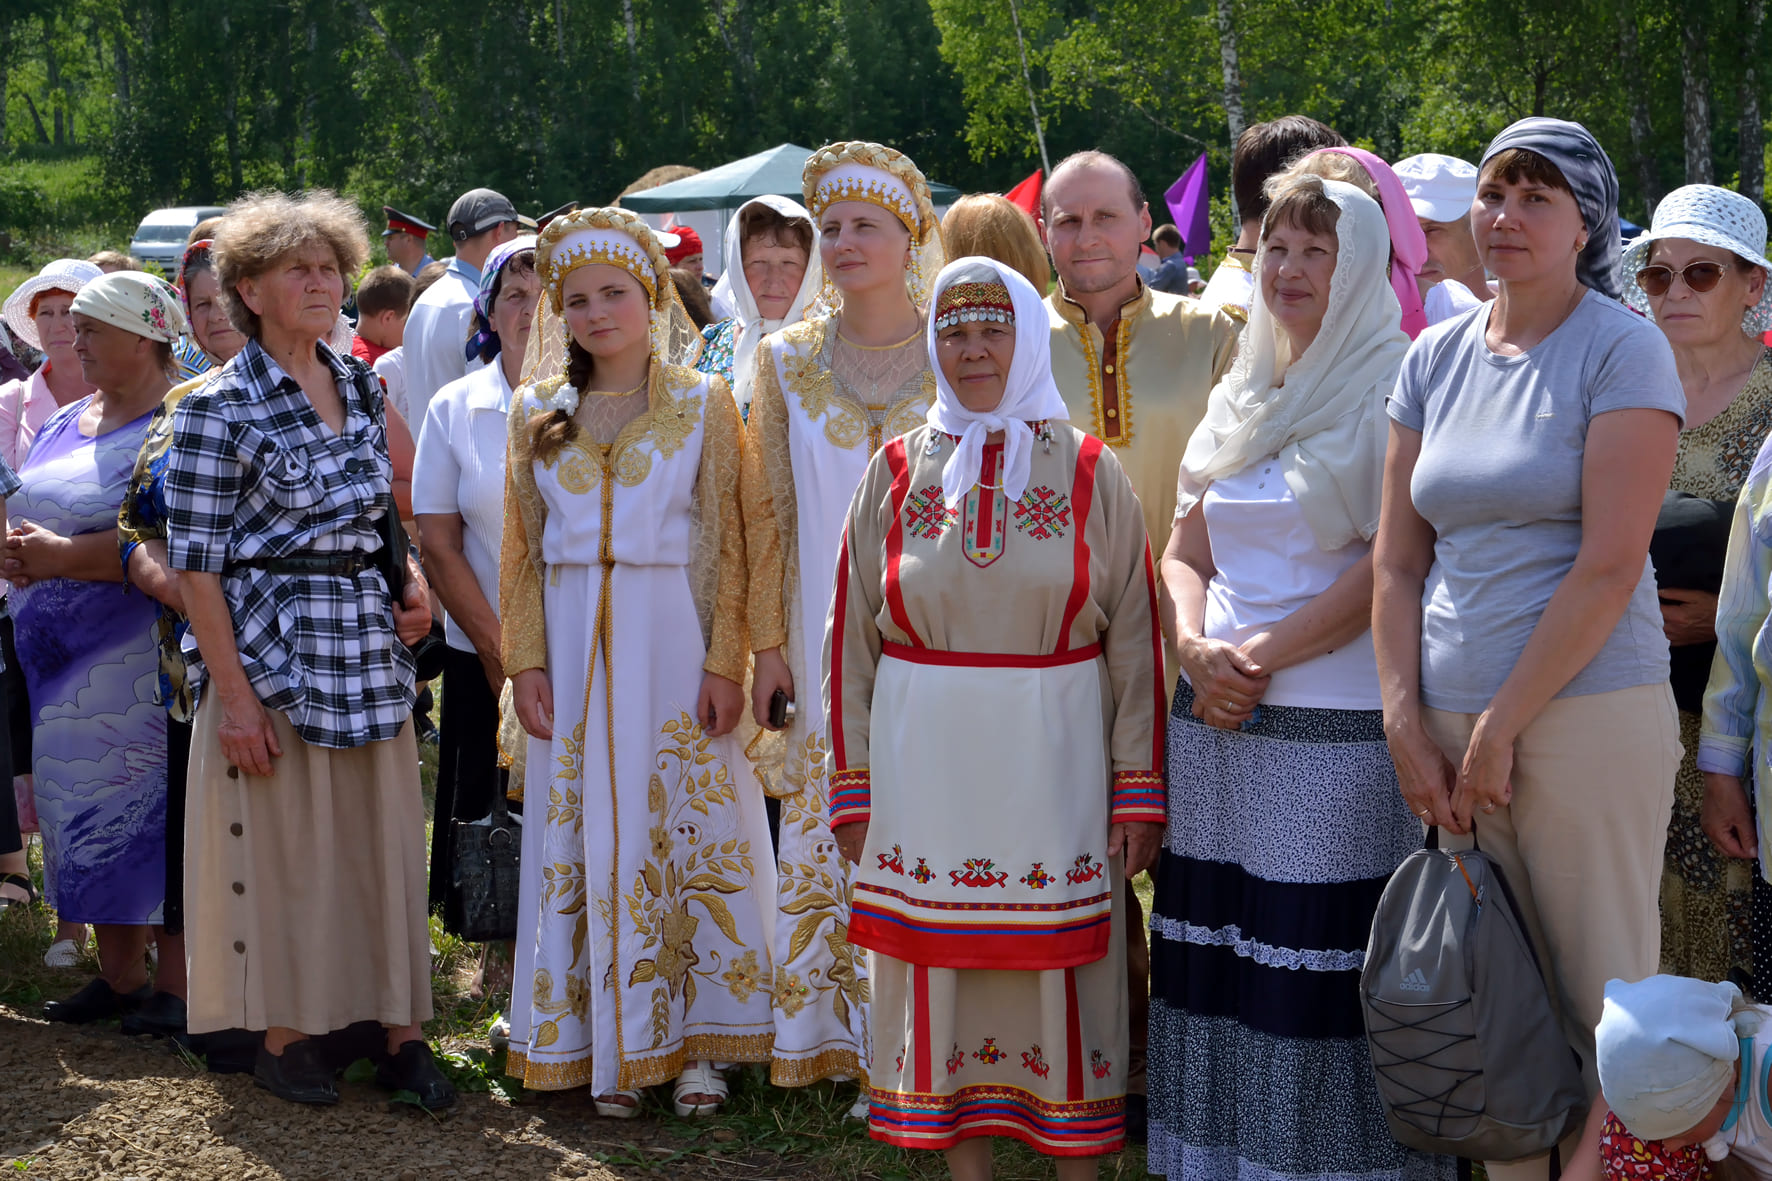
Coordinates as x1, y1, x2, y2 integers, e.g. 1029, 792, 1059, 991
499, 367, 777, 1092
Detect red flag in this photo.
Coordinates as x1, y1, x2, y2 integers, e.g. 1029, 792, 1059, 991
1004, 170, 1042, 218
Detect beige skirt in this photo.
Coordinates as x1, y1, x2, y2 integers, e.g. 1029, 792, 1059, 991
184, 700, 432, 1035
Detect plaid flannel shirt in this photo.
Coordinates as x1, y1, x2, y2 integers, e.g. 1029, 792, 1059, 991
164, 338, 414, 749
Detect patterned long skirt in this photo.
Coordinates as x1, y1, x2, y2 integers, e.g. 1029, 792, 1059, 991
1146, 684, 1451, 1181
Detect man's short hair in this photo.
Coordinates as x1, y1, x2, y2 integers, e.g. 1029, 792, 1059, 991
1233, 116, 1346, 225
1152, 224, 1183, 250
356, 265, 415, 320
1043, 150, 1146, 220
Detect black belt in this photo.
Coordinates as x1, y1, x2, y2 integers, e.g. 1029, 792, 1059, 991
225, 553, 372, 576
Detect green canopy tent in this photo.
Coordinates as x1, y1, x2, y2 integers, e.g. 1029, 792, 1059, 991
619, 143, 962, 213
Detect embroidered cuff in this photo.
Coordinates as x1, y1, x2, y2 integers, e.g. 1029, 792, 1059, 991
829, 767, 871, 828
1109, 770, 1166, 825
1696, 735, 1750, 778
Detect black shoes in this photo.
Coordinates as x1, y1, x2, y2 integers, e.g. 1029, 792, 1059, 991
376, 1040, 456, 1110
120, 990, 187, 1038
43, 978, 151, 1024
254, 1040, 340, 1106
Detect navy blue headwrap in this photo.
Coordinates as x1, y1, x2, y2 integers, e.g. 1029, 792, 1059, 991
1480, 117, 1623, 300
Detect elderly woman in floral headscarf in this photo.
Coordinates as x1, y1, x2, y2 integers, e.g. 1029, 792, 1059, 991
826, 255, 1163, 1176
500, 206, 774, 1118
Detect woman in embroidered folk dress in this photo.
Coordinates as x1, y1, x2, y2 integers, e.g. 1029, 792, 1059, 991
501, 207, 774, 1117
827, 257, 1164, 1176
1149, 179, 1448, 1181
742, 141, 945, 1095
165, 191, 450, 1110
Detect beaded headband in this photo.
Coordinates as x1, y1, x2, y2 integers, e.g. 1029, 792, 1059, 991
537, 214, 665, 315
808, 162, 920, 237
933, 280, 1015, 331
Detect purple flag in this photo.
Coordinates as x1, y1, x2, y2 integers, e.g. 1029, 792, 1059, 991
1165, 153, 1211, 265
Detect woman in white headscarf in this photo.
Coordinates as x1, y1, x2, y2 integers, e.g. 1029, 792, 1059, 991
826, 256, 1163, 1173
1147, 177, 1448, 1181
694, 195, 823, 420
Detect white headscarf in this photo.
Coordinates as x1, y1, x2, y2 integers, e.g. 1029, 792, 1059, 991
69, 271, 189, 343
1597, 975, 1746, 1142
1175, 177, 1409, 550
720, 195, 823, 413
925, 257, 1069, 508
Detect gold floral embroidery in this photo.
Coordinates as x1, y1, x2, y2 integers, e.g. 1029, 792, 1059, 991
885, 390, 934, 443
650, 366, 704, 459
624, 710, 758, 1044
778, 322, 872, 452
773, 969, 810, 1017
724, 949, 764, 1002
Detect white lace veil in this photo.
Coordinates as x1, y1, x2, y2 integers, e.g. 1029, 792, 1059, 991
1175, 177, 1410, 550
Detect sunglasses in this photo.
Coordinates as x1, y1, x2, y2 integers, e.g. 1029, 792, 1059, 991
1635, 260, 1728, 297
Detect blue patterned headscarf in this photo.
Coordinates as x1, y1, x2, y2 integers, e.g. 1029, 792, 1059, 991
1480, 117, 1623, 300
464, 234, 537, 362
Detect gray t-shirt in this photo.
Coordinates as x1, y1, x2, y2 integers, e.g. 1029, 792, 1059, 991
1387, 290, 1684, 713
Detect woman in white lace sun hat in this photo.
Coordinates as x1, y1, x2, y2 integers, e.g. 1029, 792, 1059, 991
1627, 184, 1772, 992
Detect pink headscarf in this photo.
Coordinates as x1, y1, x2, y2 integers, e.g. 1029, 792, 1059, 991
1305, 147, 1429, 339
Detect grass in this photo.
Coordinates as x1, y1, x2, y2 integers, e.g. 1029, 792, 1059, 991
0, 150, 139, 299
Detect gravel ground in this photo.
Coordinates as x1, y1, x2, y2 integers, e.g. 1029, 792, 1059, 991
0, 1005, 840, 1181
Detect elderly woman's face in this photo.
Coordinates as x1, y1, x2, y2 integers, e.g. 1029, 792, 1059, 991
1261, 218, 1338, 351
935, 317, 1015, 413
184, 267, 245, 364
32, 290, 79, 359
561, 263, 651, 363
1640, 238, 1764, 348
742, 233, 810, 321
491, 264, 541, 358
72, 313, 153, 391
1472, 169, 1587, 284
240, 241, 345, 341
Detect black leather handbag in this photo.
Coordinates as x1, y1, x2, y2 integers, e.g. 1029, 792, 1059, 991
451, 774, 521, 942
378, 510, 447, 682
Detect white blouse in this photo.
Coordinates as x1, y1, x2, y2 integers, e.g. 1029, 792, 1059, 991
412, 363, 512, 652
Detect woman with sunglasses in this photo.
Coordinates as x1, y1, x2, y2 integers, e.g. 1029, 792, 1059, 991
1624, 186, 1772, 990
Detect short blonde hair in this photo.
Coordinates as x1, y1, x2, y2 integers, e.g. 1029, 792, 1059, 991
213, 189, 369, 339
1267, 152, 1380, 205
940, 194, 1050, 292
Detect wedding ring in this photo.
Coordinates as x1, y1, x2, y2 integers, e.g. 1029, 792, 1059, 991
1417, 808, 1431, 818
1222, 699, 1234, 709
1481, 803, 1497, 813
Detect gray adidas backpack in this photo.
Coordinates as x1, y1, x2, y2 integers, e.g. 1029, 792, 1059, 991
1362, 829, 1588, 1167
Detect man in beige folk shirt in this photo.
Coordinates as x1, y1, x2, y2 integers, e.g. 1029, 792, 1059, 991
1040, 149, 1238, 1141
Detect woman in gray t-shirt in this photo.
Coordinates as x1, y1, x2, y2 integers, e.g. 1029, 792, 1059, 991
1373, 118, 1684, 1181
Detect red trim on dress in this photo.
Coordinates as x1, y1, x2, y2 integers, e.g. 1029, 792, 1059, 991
879, 641, 1101, 669
913, 965, 932, 1093
850, 894, 1113, 971
975, 446, 999, 550
1056, 437, 1103, 649
1064, 968, 1084, 1101
883, 439, 924, 646
829, 531, 853, 770
1139, 544, 1165, 773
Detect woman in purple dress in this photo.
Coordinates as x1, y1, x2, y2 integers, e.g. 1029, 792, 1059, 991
7, 272, 184, 1022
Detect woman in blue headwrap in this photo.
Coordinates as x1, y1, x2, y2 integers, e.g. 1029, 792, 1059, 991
1373, 118, 1686, 1179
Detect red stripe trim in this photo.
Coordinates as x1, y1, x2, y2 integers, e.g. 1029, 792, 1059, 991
1056, 436, 1103, 649
1140, 544, 1165, 771
851, 907, 1111, 970
879, 641, 1101, 669
974, 446, 999, 549
829, 531, 853, 770
1064, 968, 1084, 1101
913, 965, 932, 1092
883, 439, 923, 647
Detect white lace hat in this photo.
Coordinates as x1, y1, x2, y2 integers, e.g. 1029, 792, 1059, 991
1622, 184, 1772, 335
2, 257, 104, 350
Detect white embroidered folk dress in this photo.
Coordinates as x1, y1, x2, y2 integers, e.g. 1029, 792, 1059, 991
825, 423, 1166, 1155
499, 366, 776, 1094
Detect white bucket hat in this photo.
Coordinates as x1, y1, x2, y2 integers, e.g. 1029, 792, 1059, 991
1, 258, 104, 350
1622, 184, 1772, 335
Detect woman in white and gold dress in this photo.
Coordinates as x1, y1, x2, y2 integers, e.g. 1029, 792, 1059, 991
501, 208, 775, 1117
742, 141, 946, 1091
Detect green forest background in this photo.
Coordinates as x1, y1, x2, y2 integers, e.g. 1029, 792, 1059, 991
0, 0, 1763, 281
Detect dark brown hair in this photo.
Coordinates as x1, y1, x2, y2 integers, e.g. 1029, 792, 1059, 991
355, 264, 415, 320
528, 338, 596, 465
1263, 177, 1342, 240
1233, 116, 1346, 224
671, 268, 713, 329
408, 260, 448, 312
1152, 224, 1182, 249
1479, 148, 1575, 194
739, 204, 814, 257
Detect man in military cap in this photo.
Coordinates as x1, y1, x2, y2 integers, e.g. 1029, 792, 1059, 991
383, 207, 436, 276
403, 188, 535, 427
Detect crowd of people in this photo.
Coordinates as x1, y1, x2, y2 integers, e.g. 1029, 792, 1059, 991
2, 111, 1772, 1181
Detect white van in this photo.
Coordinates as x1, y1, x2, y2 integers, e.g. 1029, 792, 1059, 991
127, 205, 228, 269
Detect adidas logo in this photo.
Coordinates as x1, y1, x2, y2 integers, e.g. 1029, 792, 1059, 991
1399, 968, 1432, 994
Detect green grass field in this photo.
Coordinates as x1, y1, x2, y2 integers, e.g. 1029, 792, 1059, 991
0, 151, 139, 302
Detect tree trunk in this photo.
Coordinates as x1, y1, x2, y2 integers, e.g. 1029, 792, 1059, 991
1615, 0, 1659, 213
112, 32, 129, 108
0, 56, 9, 148
44, 21, 62, 147
1214, 0, 1245, 219
1682, 9, 1715, 184
1742, 0, 1766, 205
622, 0, 640, 103
23, 93, 48, 145
220, 13, 243, 195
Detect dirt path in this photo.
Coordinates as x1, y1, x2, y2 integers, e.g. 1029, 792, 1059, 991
0, 1006, 835, 1180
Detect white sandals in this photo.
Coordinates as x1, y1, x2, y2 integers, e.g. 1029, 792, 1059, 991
593, 1089, 642, 1119
42, 938, 80, 968
672, 1060, 728, 1117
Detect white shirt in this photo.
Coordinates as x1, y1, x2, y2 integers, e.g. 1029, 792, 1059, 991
1198, 255, 1256, 320
412, 362, 512, 652
402, 257, 482, 429
373, 347, 408, 422
1197, 458, 1380, 709
1424, 279, 1484, 325
1705, 1006, 1772, 1171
